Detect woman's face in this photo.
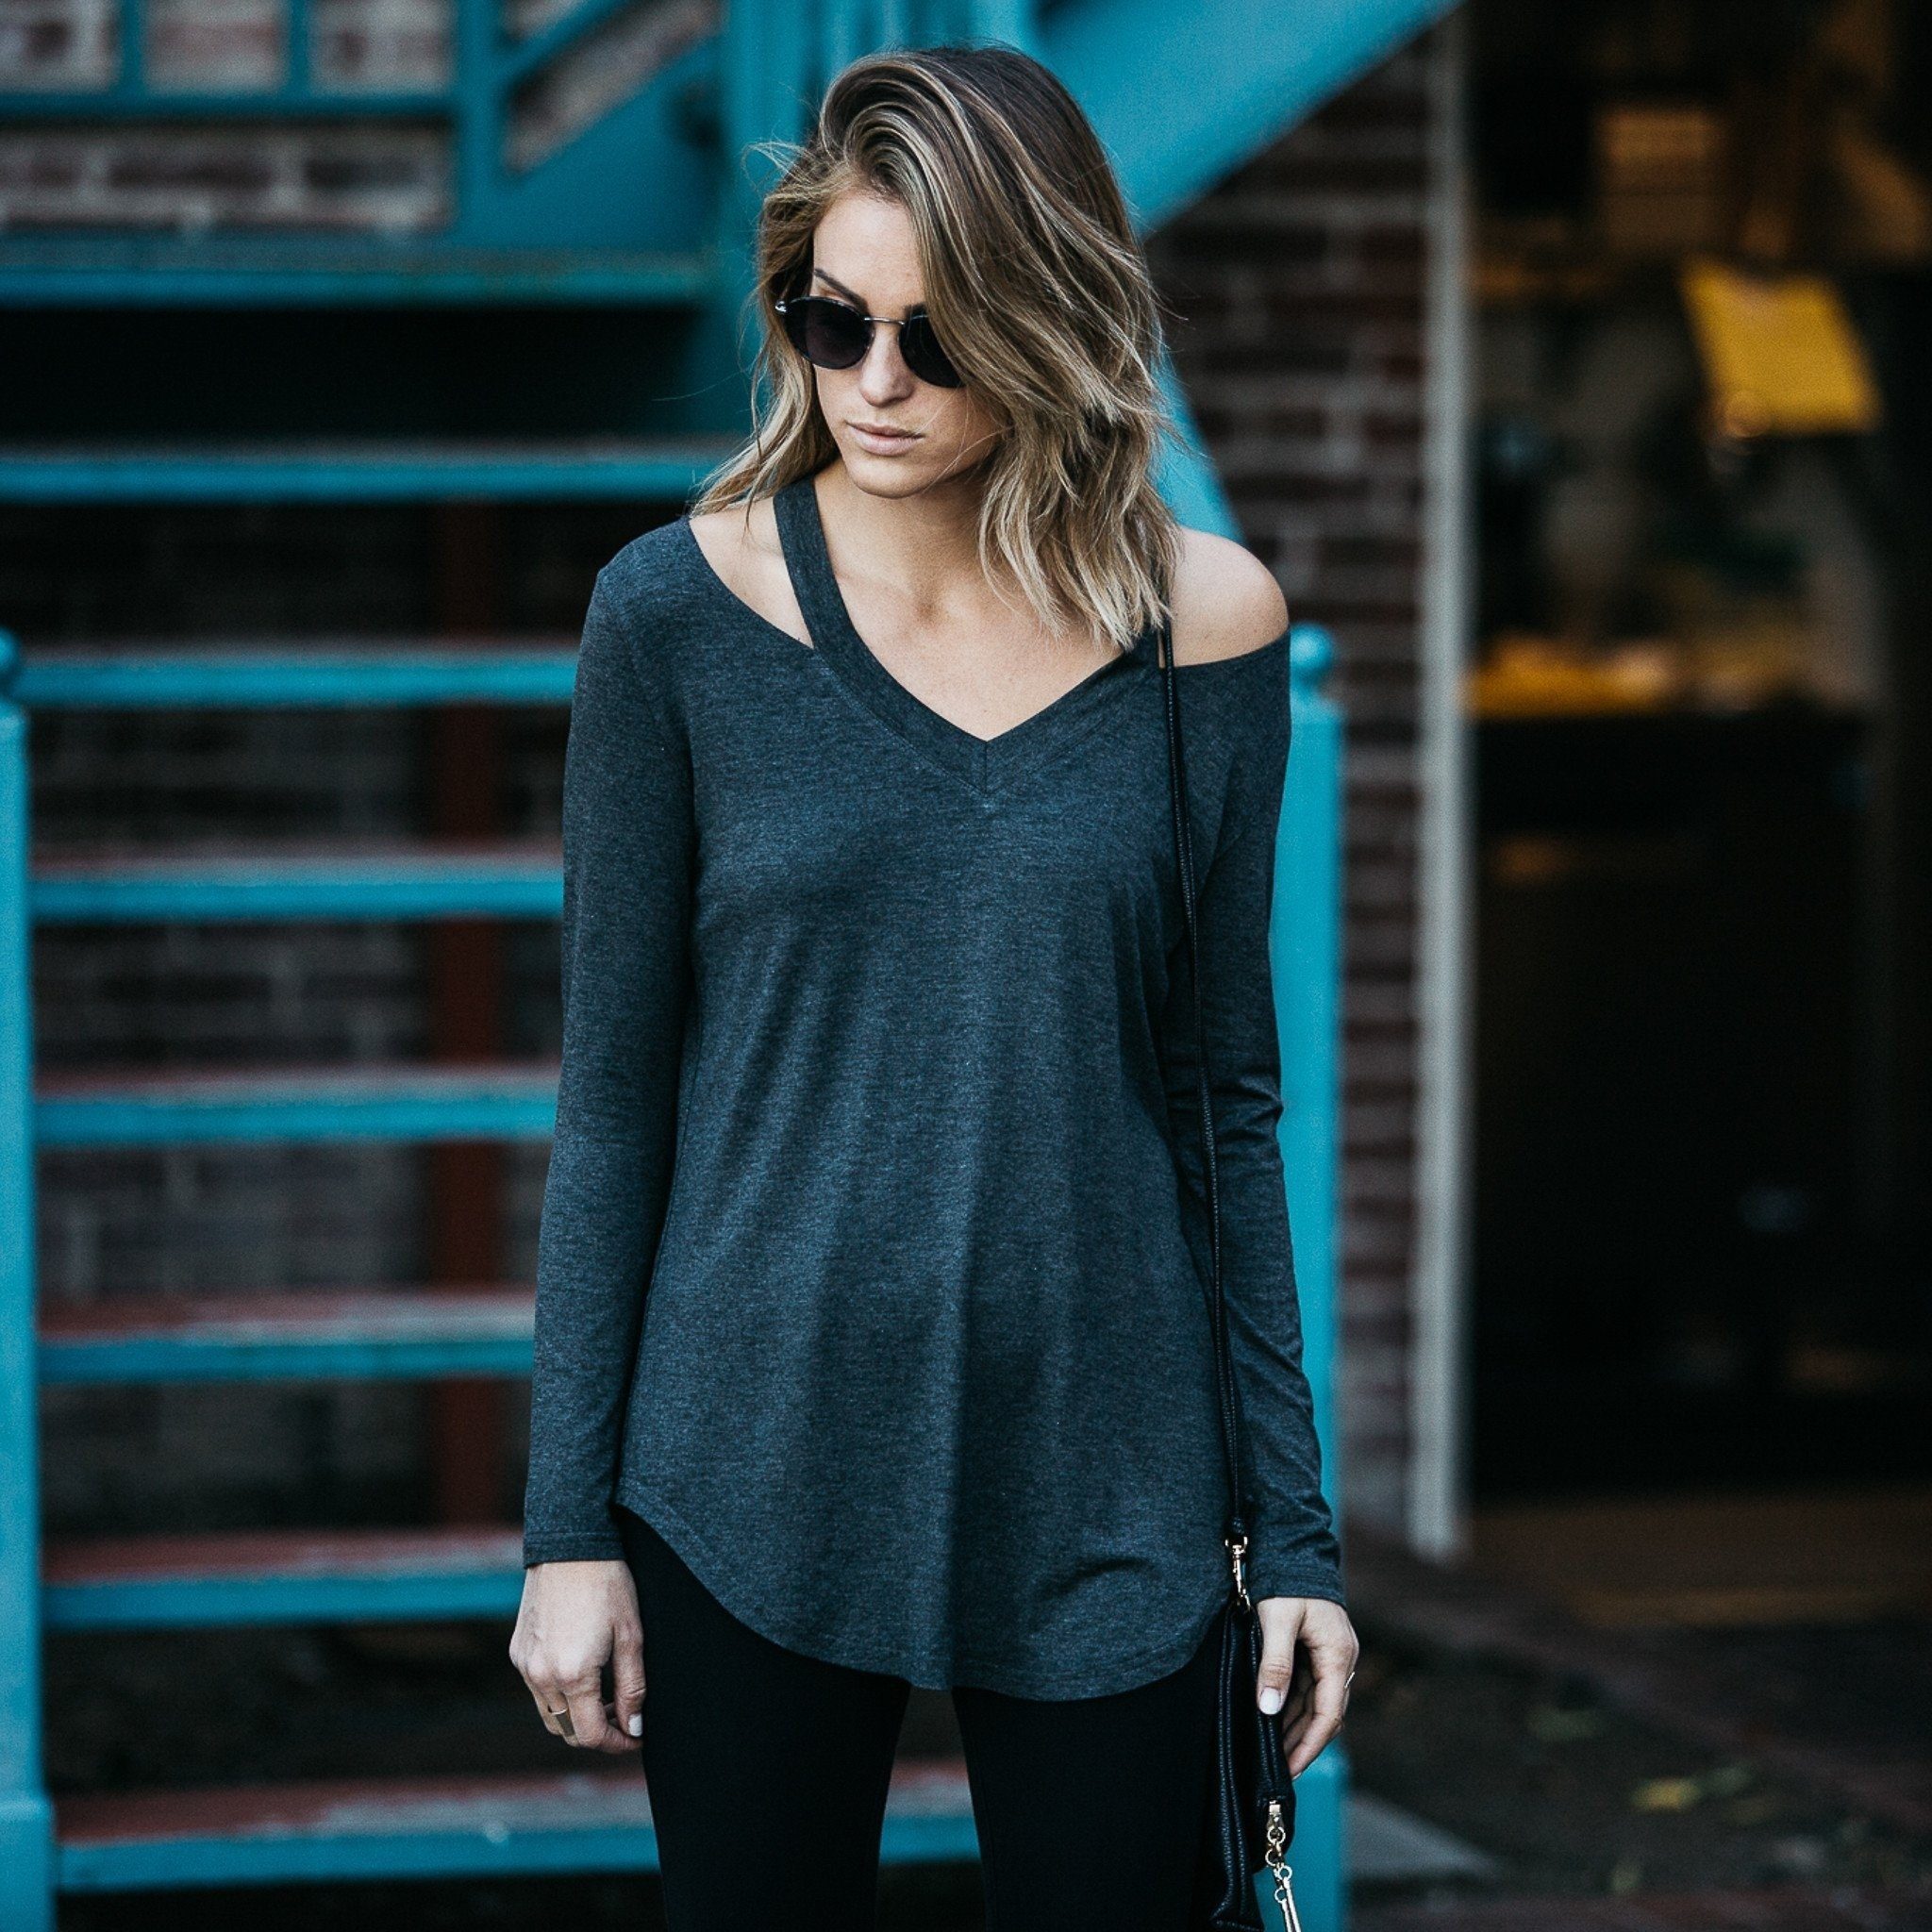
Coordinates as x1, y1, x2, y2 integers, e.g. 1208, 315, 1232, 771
799, 190, 1003, 495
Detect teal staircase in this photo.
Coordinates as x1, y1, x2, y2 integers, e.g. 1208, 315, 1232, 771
0, 1, 1449, 1923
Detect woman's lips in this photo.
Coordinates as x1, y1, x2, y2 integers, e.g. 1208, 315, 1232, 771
850, 424, 920, 453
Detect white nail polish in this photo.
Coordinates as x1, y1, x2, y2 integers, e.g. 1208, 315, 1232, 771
1259, 1686, 1283, 1714
628, 1713, 643, 1736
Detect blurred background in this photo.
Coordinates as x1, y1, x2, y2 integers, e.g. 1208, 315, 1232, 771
2, 0, 1930, 1926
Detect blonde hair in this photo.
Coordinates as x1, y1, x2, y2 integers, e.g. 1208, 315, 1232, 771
689, 42, 1185, 652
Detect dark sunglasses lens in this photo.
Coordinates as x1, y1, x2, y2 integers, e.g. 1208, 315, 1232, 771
786, 297, 868, 371
900, 315, 963, 389
783, 294, 963, 389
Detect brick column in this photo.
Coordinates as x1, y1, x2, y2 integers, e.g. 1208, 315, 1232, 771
1149, 26, 1453, 1537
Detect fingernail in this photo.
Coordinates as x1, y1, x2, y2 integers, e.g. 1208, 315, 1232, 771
1259, 1686, 1283, 1714
628, 1714, 642, 1737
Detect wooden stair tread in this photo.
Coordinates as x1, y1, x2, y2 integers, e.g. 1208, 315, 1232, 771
43, 1523, 525, 1586
33, 1060, 561, 1148
42, 1524, 530, 1628
58, 1757, 975, 1842
37, 1058, 558, 1099
42, 1285, 535, 1342
35, 838, 563, 876
10, 643, 580, 709
0, 436, 742, 504
39, 1287, 535, 1384
52, 1758, 980, 1888
30, 842, 565, 923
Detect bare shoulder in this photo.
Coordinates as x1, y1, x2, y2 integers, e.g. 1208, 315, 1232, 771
686, 496, 812, 647
1168, 526, 1290, 668
687, 496, 777, 568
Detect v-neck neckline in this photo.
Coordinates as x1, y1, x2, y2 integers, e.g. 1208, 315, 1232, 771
772, 469, 1152, 795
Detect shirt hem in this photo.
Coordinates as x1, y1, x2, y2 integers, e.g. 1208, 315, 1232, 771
614, 1472, 1230, 1702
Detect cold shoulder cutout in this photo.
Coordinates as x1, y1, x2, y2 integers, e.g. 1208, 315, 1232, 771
1166, 525, 1292, 667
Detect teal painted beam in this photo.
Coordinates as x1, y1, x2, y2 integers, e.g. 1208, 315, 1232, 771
31, 846, 564, 924
1277, 624, 1349, 1932
1278, 625, 1345, 1510
1282, 1748, 1348, 1932
1044, 0, 1458, 232
0, 90, 449, 117
1153, 350, 1239, 541
0, 242, 713, 308
41, 1328, 534, 1386
58, 1818, 671, 1892
42, 1532, 527, 1630
498, 0, 648, 87
53, 1764, 979, 1891
0, 441, 736, 504
38, 1289, 536, 1386
449, 27, 719, 255
33, 1064, 559, 1147
0, 666, 56, 1932
287, 0, 311, 94
10, 648, 578, 710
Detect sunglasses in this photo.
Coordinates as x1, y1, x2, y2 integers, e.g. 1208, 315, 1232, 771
774, 291, 964, 390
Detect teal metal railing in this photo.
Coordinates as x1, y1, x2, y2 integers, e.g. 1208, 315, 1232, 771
1275, 624, 1350, 1932
0, 0, 716, 258
0, 633, 56, 1930
0, 0, 1044, 285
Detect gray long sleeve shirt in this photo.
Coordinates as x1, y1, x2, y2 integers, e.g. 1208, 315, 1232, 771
521, 467, 1344, 1698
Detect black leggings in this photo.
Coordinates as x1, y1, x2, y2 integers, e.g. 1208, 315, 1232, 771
617, 1504, 1222, 1931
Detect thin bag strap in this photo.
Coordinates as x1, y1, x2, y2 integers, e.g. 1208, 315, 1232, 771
1157, 611, 1253, 1589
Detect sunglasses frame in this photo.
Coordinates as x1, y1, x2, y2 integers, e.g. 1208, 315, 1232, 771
774, 291, 964, 390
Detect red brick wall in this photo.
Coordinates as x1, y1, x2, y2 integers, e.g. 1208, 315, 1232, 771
0, 0, 713, 226
1149, 27, 1447, 1534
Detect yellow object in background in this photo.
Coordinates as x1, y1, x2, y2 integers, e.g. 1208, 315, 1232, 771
1465, 634, 1685, 716
1680, 256, 1882, 436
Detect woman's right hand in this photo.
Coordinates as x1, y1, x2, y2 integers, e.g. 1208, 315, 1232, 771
509, 1559, 647, 1752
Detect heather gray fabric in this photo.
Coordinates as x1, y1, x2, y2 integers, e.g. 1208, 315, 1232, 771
521, 466, 1345, 1698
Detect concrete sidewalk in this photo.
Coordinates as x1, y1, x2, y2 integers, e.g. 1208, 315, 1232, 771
1357, 1878, 1932, 1929
1340, 1518, 1932, 1925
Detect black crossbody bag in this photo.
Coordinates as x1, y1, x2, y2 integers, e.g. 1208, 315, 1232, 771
1157, 614, 1305, 1932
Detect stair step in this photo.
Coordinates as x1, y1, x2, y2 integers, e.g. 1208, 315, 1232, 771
32, 841, 564, 923
0, 437, 739, 504
40, 1287, 535, 1385
0, 240, 714, 308
53, 1757, 979, 1890
10, 644, 579, 709
34, 1059, 558, 1147
42, 1524, 526, 1629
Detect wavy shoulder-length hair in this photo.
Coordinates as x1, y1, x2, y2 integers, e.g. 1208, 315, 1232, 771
688, 42, 1186, 652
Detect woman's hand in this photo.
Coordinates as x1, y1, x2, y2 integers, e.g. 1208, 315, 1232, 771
1255, 1595, 1358, 1777
509, 1559, 647, 1753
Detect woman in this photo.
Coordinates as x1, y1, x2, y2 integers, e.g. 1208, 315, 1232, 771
509, 41, 1359, 1930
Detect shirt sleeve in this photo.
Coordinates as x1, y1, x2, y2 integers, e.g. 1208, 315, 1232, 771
521, 562, 693, 1566
1158, 642, 1347, 1609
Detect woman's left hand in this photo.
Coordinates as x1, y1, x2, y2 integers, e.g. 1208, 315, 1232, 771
1255, 1595, 1358, 1776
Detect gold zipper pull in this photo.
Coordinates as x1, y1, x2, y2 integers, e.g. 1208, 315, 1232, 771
1225, 1533, 1251, 1612
1263, 1797, 1303, 1932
